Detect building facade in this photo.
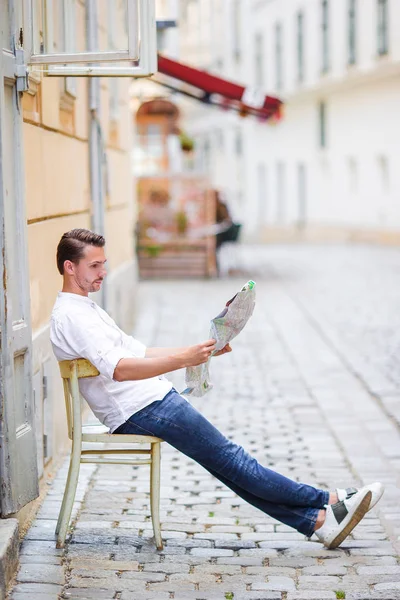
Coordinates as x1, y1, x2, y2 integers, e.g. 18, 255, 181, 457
0, 0, 140, 525
176, 0, 400, 243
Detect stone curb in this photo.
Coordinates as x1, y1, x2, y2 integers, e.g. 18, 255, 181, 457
0, 519, 19, 600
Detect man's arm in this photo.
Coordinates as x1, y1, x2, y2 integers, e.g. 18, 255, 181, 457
146, 344, 232, 359
145, 347, 187, 358
114, 339, 216, 382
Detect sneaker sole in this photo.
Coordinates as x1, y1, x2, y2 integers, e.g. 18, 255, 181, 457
326, 490, 372, 549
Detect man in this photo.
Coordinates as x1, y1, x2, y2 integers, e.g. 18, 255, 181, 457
51, 228, 384, 549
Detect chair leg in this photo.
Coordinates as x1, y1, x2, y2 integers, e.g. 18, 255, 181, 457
55, 460, 73, 536
56, 446, 81, 549
150, 442, 163, 550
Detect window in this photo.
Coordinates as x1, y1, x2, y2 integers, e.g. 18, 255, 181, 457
215, 58, 224, 71
348, 0, 356, 64
257, 164, 268, 226
319, 101, 327, 148
276, 162, 285, 223
232, 0, 241, 61
109, 79, 120, 122
348, 157, 358, 192
232, 0, 241, 62
108, 1, 120, 123
275, 23, 283, 91
321, 0, 329, 73
255, 33, 264, 87
215, 129, 224, 151
167, 134, 182, 173
181, 0, 191, 23
147, 124, 163, 155
203, 137, 211, 172
61, 0, 77, 97
297, 11, 305, 83
377, 0, 389, 56
235, 129, 242, 156
133, 123, 164, 175
26, 0, 156, 77
378, 155, 389, 193
297, 164, 307, 228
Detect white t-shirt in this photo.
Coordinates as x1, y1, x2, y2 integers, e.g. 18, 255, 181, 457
50, 292, 173, 432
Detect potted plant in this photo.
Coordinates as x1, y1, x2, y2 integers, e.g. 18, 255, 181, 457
176, 210, 188, 235
145, 244, 163, 258
179, 131, 195, 153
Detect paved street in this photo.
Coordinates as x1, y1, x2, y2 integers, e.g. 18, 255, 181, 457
10, 244, 400, 600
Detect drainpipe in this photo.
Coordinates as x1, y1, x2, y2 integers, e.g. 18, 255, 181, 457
87, 0, 107, 309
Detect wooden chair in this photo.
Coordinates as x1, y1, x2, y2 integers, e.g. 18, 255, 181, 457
56, 359, 163, 550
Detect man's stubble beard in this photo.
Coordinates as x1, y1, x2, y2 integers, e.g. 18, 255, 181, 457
89, 279, 103, 293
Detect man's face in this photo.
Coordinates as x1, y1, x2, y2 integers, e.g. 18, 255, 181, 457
66, 245, 107, 294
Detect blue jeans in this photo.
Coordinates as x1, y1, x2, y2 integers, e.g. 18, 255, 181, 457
114, 389, 329, 537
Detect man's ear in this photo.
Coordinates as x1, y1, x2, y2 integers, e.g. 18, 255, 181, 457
63, 260, 75, 275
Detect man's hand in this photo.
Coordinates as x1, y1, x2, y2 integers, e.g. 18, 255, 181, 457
213, 343, 232, 357
177, 339, 216, 367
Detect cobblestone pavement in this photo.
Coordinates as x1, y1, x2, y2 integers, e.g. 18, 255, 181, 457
10, 244, 400, 600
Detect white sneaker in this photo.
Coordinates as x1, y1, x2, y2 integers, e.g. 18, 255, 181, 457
337, 482, 384, 511
305, 482, 384, 543
314, 488, 372, 549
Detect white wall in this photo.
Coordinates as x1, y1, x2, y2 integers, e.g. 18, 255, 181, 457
174, 0, 400, 240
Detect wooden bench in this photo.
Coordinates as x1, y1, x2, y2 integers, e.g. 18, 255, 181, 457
138, 239, 216, 279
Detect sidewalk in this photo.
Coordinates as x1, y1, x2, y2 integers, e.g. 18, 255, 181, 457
9, 244, 400, 600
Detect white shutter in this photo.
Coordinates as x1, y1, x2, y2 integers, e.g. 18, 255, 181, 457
24, 0, 157, 77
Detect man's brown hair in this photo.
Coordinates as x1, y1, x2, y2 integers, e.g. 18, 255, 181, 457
56, 228, 105, 275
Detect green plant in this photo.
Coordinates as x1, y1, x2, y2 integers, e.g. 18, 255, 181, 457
145, 244, 162, 258
225, 593, 234, 600
179, 131, 195, 153
208, 511, 215, 517
335, 591, 346, 599
176, 210, 188, 235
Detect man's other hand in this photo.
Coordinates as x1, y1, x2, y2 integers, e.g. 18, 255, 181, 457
213, 343, 232, 357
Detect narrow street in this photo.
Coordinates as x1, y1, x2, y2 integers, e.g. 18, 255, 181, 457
10, 244, 400, 600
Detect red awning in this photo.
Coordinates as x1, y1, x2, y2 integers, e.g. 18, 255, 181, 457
157, 54, 283, 121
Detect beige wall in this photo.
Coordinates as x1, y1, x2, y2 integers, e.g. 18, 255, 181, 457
24, 76, 134, 331
21, 5, 137, 486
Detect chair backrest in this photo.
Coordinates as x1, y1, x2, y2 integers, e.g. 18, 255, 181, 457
59, 359, 100, 440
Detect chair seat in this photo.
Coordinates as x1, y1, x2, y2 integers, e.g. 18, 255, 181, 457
81, 424, 162, 444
